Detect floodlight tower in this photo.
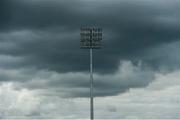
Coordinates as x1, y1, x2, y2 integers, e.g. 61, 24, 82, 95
80, 27, 102, 120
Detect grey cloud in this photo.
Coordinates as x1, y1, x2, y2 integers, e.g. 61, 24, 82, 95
0, 60, 155, 97
137, 40, 180, 71
1, 69, 180, 119
13, 61, 154, 98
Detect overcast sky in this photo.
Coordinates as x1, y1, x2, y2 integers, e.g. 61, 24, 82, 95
0, 0, 180, 119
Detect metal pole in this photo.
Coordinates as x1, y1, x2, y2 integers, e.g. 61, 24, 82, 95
90, 48, 94, 120
81, 27, 101, 120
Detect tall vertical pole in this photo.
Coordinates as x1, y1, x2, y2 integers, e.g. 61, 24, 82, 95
90, 48, 94, 120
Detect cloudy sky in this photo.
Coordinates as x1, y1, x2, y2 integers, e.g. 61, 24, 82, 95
0, 0, 180, 119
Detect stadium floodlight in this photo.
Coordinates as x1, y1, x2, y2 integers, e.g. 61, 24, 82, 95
80, 27, 102, 120
81, 27, 102, 49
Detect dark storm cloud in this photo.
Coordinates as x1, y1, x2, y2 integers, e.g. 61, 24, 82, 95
1, 0, 180, 74
1, 0, 180, 98
0, 0, 11, 30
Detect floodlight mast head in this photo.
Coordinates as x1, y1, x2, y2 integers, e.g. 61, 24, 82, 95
80, 27, 102, 49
